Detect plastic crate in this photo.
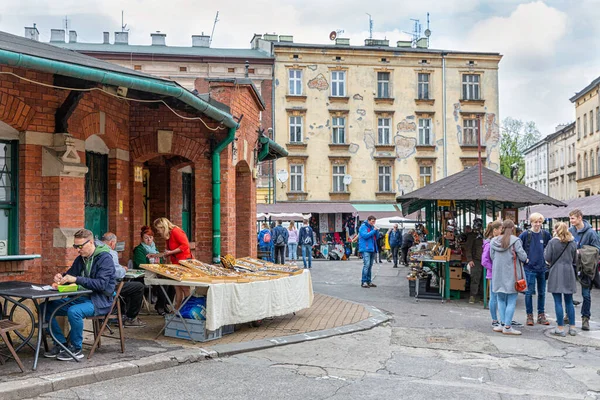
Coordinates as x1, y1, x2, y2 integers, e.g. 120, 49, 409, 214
222, 324, 235, 335
164, 315, 222, 342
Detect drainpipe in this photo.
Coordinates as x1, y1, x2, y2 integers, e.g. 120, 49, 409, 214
442, 53, 448, 178
212, 125, 238, 263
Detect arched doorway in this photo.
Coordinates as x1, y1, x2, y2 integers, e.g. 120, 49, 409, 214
235, 161, 253, 257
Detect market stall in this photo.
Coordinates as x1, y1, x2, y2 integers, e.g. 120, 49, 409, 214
397, 167, 567, 305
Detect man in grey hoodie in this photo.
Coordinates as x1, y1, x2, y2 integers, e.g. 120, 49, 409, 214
568, 209, 600, 331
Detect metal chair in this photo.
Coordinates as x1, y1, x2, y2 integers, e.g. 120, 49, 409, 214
0, 319, 25, 372
86, 281, 126, 359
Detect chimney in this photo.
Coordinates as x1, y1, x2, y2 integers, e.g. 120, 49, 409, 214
250, 34, 262, 49
555, 124, 567, 132
103, 32, 110, 44
335, 38, 350, 46
278, 35, 293, 43
263, 33, 278, 41
50, 29, 65, 43
192, 34, 210, 47
397, 40, 412, 48
69, 30, 77, 43
364, 38, 389, 47
115, 31, 128, 45
416, 37, 428, 49
151, 32, 166, 46
24, 25, 39, 41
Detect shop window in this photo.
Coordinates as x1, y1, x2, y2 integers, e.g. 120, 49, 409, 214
462, 119, 479, 145
331, 70, 346, 97
420, 166, 432, 187
418, 118, 432, 145
377, 117, 391, 145
332, 165, 347, 193
462, 74, 480, 100
418, 73, 430, 100
289, 116, 303, 143
378, 165, 392, 192
377, 72, 390, 98
289, 69, 303, 96
0, 140, 18, 255
332, 117, 346, 144
290, 164, 304, 192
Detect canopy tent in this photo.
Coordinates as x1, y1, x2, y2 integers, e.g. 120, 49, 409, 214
527, 194, 600, 219
375, 217, 416, 230
351, 203, 402, 220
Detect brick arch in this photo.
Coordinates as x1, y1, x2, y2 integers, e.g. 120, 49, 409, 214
0, 92, 36, 131
235, 159, 254, 257
130, 132, 207, 163
80, 112, 119, 149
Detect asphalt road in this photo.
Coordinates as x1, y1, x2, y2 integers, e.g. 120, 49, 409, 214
32, 259, 600, 400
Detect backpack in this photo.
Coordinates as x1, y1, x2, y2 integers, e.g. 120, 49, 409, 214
275, 228, 286, 246
303, 227, 312, 245
577, 245, 599, 287
263, 231, 271, 243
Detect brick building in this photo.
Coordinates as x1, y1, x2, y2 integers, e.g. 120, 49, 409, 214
0, 30, 276, 284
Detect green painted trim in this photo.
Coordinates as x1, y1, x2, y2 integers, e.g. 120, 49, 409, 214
0, 49, 239, 129
258, 135, 288, 162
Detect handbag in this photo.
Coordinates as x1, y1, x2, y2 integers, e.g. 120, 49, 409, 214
513, 248, 527, 292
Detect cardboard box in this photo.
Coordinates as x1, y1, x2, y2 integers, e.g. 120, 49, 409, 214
449, 266, 463, 279
449, 278, 466, 291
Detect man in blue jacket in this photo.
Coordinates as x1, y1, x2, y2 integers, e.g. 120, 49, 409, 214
271, 220, 289, 265
359, 216, 379, 288
298, 219, 314, 269
44, 229, 116, 361
388, 224, 402, 268
568, 209, 600, 331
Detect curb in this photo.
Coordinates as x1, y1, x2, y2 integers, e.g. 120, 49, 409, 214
0, 303, 390, 400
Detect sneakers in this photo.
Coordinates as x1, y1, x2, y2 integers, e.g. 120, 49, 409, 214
582, 316, 590, 331
57, 345, 84, 361
502, 326, 522, 335
526, 314, 534, 326
368, 283, 377, 288
568, 327, 577, 336
361, 283, 370, 288
551, 328, 566, 337
468, 296, 475, 304
537, 313, 550, 325
510, 320, 523, 327
124, 317, 147, 328
492, 322, 503, 332
44, 344, 64, 358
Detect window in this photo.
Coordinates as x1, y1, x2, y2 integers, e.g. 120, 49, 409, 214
179, 66, 187, 72
577, 117, 581, 139
248, 68, 255, 74
462, 119, 479, 145
418, 118, 432, 145
331, 70, 346, 97
462, 74, 480, 100
289, 116, 303, 143
84, 151, 108, 239
597, 107, 600, 132
584, 113, 588, 136
332, 117, 346, 144
133, 65, 142, 71
591, 150, 596, 176
420, 166, 432, 187
597, 147, 600, 176
591, 112, 594, 135
228, 68, 235, 73
0, 140, 18, 255
289, 69, 303, 96
418, 73, 430, 100
332, 165, 347, 192
378, 165, 392, 192
377, 72, 390, 98
290, 164, 304, 192
377, 118, 391, 145
181, 172, 193, 239
584, 153, 588, 178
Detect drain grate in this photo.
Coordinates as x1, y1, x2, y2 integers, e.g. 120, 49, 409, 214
426, 336, 449, 343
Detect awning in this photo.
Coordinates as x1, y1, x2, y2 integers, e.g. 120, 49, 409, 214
352, 203, 402, 220
257, 202, 356, 215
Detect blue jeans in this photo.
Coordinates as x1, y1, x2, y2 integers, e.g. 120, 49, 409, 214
525, 269, 546, 315
488, 279, 498, 322
362, 252, 375, 284
288, 243, 298, 260
496, 292, 518, 328
581, 286, 591, 318
45, 297, 95, 349
301, 244, 312, 268
552, 293, 575, 327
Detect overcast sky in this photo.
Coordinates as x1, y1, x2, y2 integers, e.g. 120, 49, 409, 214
1, 0, 599, 137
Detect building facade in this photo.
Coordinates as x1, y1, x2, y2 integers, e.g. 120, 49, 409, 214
547, 123, 577, 201
570, 76, 600, 197
270, 38, 502, 205
524, 138, 549, 195
46, 28, 277, 204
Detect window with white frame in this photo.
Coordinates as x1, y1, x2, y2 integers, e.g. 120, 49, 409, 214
597, 107, 600, 131
577, 117, 581, 139
377, 117, 391, 144
420, 166, 432, 187
462, 74, 480, 100
289, 116, 303, 143
591, 150, 595, 176
377, 72, 390, 98
418, 73, 430, 100
288, 69, 303, 96
584, 153, 588, 178
462, 119, 479, 145
584, 113, 588, 136
331, 70, 346, 97
418, 118, 432, 145
597, 148, 600, 174
332, 164, 347, 192
290, 164, 304, 192
591, 112, 594, 135
0, 140, 18, 255
378, 165, 392, 192
332, 117, 346, 144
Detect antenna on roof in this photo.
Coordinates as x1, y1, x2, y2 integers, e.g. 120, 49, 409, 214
63, 15, 70, 32
366, 13, 373, 39
210, 11, 220, 46
121, 10, 129, 32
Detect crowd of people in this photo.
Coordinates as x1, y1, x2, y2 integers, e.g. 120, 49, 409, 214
258, 219, 315, 268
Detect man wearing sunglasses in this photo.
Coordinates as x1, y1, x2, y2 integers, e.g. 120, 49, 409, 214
44, 229, 116, 361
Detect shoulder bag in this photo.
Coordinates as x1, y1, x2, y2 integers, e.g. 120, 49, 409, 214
513, 247, 527, 292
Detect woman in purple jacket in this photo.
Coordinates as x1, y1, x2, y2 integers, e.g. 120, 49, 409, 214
482, 221, 503, 330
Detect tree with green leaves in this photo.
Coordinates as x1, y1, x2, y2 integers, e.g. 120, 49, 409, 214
499, 117, 541, 183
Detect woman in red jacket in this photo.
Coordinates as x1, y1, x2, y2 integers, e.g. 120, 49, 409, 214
154, 218, 192, 309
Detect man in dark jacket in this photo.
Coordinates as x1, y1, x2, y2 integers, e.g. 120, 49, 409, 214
568, 209, 600, 331
272, 220, 289, 265
465, 218, 484, 304
44, 229, 116, 361
359, 216, 379, 288
298, 219, 314, 269
401, 230, 415, 266
388, 224, 402, 268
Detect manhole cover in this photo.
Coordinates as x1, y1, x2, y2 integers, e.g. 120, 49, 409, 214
426, 336, 449, 343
